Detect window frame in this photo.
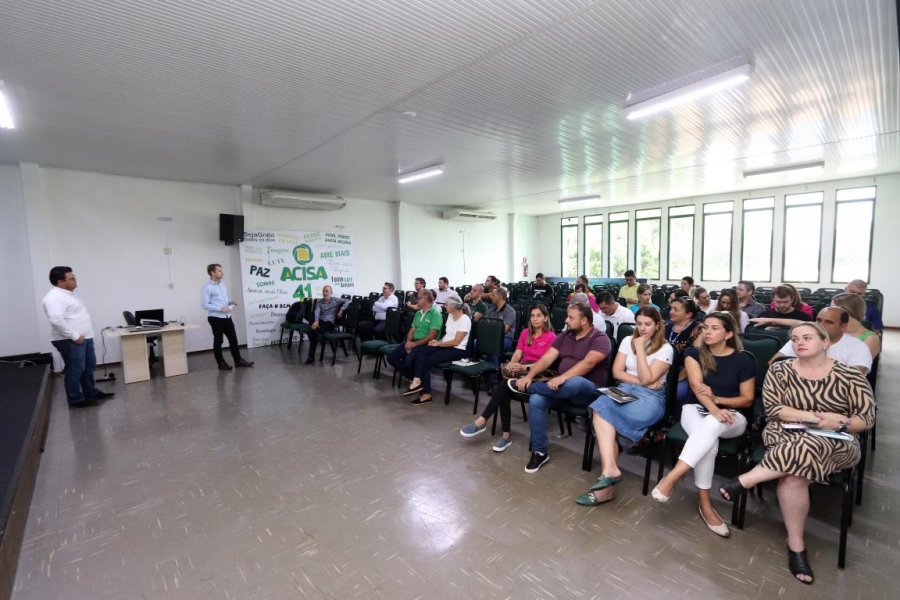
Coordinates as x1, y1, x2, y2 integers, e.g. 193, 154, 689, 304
634, 208, 661, 280
781, 191, 824, 284
560, 216, 580, 278
700, 201, 734, 282
831, 185, 876, 284
666, 205, 695, 281
583, 214, 605, 278
739, 197, 775, 283
607, 211, 630, 279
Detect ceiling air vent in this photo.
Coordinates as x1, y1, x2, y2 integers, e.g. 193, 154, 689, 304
259, 191, 346, 210
441, 209, 497, 221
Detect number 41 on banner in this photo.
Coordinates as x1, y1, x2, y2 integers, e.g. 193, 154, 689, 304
293, 283, 313, 298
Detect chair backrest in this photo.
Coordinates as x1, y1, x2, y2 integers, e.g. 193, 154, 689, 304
475, 318, 505, 357
123, 311, 136, 326
616, 323, 635, 346
663, 347, 683, 423
604, 319, 614, 338
740, 335, 782, 394
550, 306, 567, 333
383, 308, 402, 341
651, 290, 666, 306
284, 302, 305, 323
342, 303, 360, 330
617, 297, 627, 307
606, 336, 619, 383
368, 291, 381, 300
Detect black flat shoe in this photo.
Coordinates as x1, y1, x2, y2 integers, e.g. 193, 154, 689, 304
92, 391, 115, 400
304, 357, 315, 365
218, 362, 233, 371
236, 359, 254, 368
718, 477, 747, 502
787, 548, 814, 585
69, 398, 100, 409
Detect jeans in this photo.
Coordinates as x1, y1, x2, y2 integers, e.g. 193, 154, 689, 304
408, 346, 468, 393
527, 376, 600, 453
52, 338, 99, 405
487, 337, 514, 383
208, 316, 242, 364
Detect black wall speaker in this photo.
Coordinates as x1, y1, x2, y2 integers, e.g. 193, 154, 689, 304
219, 214, 244, 245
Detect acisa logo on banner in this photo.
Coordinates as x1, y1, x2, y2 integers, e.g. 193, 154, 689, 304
283, 243, 328, 298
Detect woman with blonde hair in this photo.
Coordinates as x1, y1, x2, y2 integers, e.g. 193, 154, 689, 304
691, 286, 717, 314
652, 312, 755, 538
575, 307, 673, 506
718, 322, 874, 584
831, 292, 879, 359
629, 284, 660, 314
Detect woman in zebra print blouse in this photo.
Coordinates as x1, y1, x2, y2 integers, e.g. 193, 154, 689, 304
718, 322, 875, 585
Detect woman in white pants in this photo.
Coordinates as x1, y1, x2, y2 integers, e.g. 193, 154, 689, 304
650, 313, 755, 537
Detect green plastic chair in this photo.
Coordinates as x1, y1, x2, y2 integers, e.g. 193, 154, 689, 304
443, 318, 505, 414
358, 308, 400, 375
321, 303, 359, 365
373, 309, 403, 380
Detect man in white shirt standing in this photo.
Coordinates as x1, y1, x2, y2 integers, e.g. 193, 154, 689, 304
769, 307, 872, 373
596, 292, 636, 338
42, 266, 114, 408
201, 263, 254, 371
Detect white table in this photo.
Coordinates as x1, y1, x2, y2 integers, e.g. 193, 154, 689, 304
103, 324, 198, 384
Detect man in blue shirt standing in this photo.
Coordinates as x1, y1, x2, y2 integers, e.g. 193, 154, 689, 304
201, 263, 254, 370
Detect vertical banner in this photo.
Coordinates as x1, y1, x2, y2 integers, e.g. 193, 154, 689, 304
239, 230, 356, 348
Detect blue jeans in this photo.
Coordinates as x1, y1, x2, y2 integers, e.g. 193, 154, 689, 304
487, 337, 514, 383
52, 338, 99, 405
527, 376, 600, 453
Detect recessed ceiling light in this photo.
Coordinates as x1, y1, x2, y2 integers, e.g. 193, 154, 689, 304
625, 62, 752, 120
398, 164, 444, 184
743, 160, 825, 179
0, 81, 15, 129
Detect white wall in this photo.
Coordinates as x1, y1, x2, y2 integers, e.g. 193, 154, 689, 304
398, 204, 512, 290
242, 195, 400, 295
0, 165, 40, 356
534, 172, 900, 326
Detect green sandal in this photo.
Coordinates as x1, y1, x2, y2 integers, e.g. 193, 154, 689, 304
589, 475, 623, 491
576, 491, 613, 506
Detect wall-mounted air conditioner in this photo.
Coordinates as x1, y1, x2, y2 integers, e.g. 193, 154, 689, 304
259, 191, 347, 211
441, 209, 497, 221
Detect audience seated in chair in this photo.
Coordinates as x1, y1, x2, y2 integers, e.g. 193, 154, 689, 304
402, 293, 471, 406
737, 280, 766, 318
691, 286, 717, 314
531, 272, 555, 304
358, 282, 398, 341
573, 308, 673, 506
304, 285, 349, 364
484, 286, 517, 392
844, 279, 883, 334
434, 276, 453, 308
618, 270, 640, 306
651, 312, 755, 537
387, 289, 441, 380
718, 322, 874, 585
716, 288, 749, 332
660, 288, 688, 321
680, 276, 694, 295
571, 292, 605, 331
460, 304, 556, 452
629, 284, 660, 314
830, 293, 880, 359
514, 302, 611, 474
750, 285, 812, 330
768, 307, 872, 374
597, 292, 635, 338
766, 283, 813, 318
465, 284, 488, 324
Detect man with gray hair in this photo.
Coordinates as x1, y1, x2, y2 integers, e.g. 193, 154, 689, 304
484, 285, 517, 394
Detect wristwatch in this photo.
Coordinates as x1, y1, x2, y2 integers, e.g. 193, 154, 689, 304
836, 421, 849, 434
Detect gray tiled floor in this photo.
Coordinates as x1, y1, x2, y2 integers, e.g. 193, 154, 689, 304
12, 335, 900, 599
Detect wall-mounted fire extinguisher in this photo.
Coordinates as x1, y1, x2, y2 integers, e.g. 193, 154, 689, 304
522, 256, 529, 278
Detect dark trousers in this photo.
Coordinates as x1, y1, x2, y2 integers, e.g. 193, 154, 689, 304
52, 338, 99, 405
487, 337, 514, 383
208, 316, 242, 364
306, 321, 336, 359
407, 346, 468, 393
357, 320, 385, 341
480, 379, 526, 434
387, 343, 428, 380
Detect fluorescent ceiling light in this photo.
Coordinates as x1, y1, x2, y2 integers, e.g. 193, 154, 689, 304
558, 195, 601, 207
743, 160, 825, 179
398, 165, 444, 184
626, 63, 752, 120
0, 81, 14, 129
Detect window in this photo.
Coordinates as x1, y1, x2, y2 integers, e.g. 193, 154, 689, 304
783, 192, 824, 282
608, 212, 629, 277
635, 208, 661, 279
701, 201, 733, 281
741, 197, 774, 282
561, 217, 579, 277
584, 215, 604, 277
832, 186, 875, 283
667, 206, 694, 280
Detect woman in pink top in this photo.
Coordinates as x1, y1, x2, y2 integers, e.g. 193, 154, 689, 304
460, 305, 556, 452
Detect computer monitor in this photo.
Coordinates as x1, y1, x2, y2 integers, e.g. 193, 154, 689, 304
134, 309, 164, 325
